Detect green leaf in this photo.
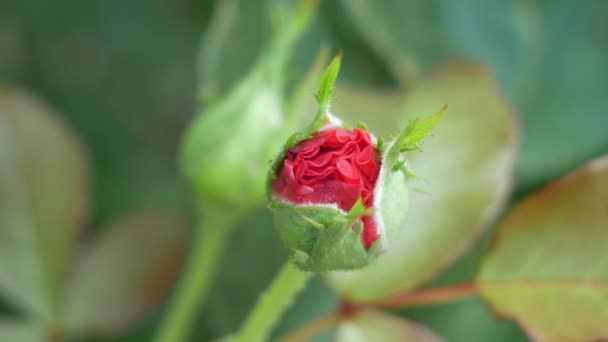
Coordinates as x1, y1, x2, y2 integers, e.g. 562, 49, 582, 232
513, 0, 608, 190
327, 63, 517, 302
0, 320, 47, 342
339, 0, 444, 82
341, 0, 608, 191
403, 297, 528, 342
61, 208, 189, 336
0, 85, 89, 318
477, 155, 608, 341
336, 310, 443, 342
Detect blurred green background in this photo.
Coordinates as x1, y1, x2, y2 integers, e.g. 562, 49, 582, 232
0, 0, 606, 341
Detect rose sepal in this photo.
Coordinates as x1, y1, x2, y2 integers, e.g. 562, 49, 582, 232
269, 198, 380, 271
371, 104, 447, 250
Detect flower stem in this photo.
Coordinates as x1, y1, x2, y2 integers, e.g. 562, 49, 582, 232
368, 282, 478, 309
231, 261, 312, 342
155, 208, 236, 342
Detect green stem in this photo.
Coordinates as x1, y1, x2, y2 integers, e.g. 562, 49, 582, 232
232, 261, 312, 342
155, 208, 236, 342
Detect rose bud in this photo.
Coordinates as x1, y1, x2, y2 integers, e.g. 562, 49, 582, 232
268, 54, 445, 271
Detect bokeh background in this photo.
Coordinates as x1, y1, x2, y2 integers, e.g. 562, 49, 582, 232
1, 0, 607, 341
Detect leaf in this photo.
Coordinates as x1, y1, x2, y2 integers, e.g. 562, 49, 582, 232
326, 63, 517, 302
0, 85, 89, 318
339, 0, 445, 82
61, 208, 190, 336
403, 297, 528, 342
0, 320, 47, 342
336, 310, 443, 342
341, 0, 608, 191
477, 155, 608, 341
513, 0, 608, 190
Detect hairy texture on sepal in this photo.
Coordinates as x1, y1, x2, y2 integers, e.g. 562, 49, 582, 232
269, 201, 377, 271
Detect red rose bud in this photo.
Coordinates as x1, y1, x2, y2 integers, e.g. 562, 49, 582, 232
271, 128, 381, 249
268, 54, 445, 271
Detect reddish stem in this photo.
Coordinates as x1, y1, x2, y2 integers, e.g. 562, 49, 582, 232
278, 282, 479, 342
368, 282, 479, 309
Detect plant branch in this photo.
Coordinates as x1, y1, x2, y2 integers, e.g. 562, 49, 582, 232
367, 282, 478, 309
277, 312, 339, 342
154, 208, 237, 342
231, 261, 312, 342
274, 283, 477, 342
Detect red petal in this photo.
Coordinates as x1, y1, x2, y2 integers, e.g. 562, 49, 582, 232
273, 128, 382, 251
356, 145, 379, 180
361, 216, 379, 249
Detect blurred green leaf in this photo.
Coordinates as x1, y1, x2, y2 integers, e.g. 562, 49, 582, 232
477, 155, 608, 341
0, 320, 46, 342
339, 0, 444, 82
62, 209, 189, 337
0, 85, 89, 318
336, 310, 443, 342
340, 0, 608, 191
402, 297, 527, 342
327, 64, 517, 302
513, 0, 608, 190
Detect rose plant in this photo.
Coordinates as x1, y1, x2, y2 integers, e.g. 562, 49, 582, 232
163, 2, 608, 341
224, 51, 608, 341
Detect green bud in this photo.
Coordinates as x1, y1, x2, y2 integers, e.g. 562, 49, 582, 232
181, 2, 314, 212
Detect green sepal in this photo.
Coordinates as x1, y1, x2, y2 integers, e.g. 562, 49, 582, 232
268, 199, 375, 272
355, 120, 368, 131
398, 105, 446, 153
314, 51, 342, 107
371, 107, 445, 246
382, 105, 446, 174
375, 136, 385, 150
